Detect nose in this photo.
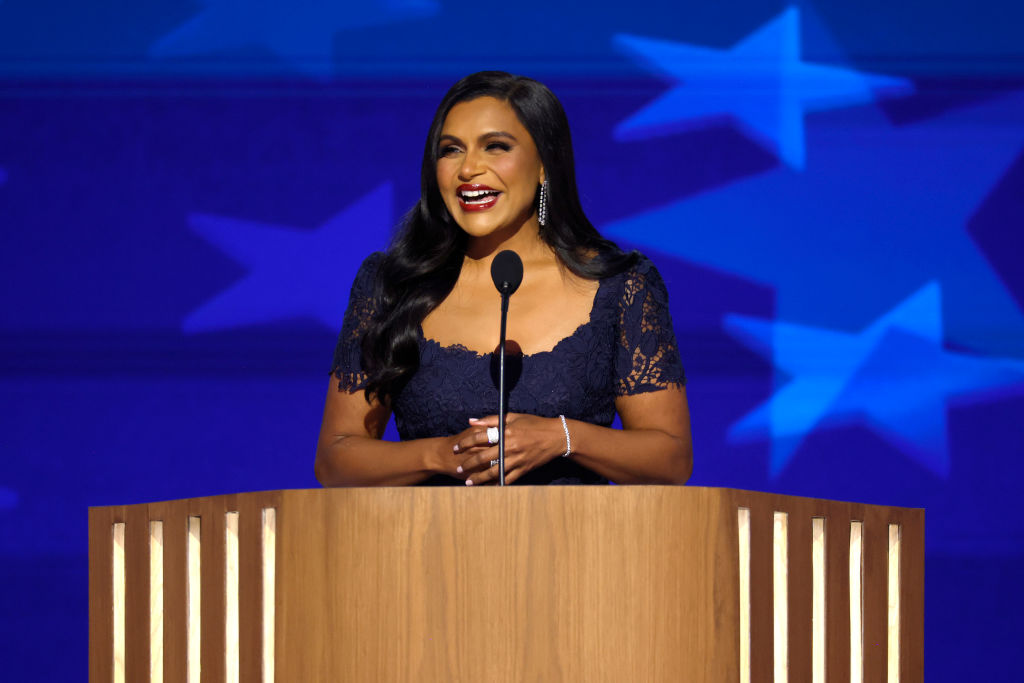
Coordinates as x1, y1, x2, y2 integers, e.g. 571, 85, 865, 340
458, 148, 484, 181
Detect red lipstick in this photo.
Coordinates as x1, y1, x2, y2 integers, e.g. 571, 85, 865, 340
456, 183, 501, 212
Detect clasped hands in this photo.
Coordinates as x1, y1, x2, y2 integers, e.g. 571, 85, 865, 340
450, 413, 566, 485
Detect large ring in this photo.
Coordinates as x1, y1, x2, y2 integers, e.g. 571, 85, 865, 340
486, 427, 500, 445
490, 459, 499, 467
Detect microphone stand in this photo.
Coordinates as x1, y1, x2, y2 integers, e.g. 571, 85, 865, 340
497, 284, 510, 486
490, 249, 522, 487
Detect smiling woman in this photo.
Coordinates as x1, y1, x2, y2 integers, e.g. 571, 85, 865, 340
315, 71, 692, 487
435, 97, 545, 243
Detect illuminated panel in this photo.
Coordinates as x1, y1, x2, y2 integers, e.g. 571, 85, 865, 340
112, 522, 126, 683
773, 512, 789, 683
849, 521, 864, 683
225, 511, 240, 683
811, 518, 826, 683
738, 507, 751, 683
187, 517, 201, 683
888, 524, 902, 683
150, 521, 164, 683
262, 507, 277, 683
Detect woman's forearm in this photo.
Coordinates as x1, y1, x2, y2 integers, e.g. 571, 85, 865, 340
566, 419, 692, 485
314, 434, 453, 487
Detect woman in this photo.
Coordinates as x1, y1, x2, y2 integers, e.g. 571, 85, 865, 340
315, 71, 692, 486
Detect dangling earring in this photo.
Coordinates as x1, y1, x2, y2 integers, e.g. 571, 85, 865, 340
538, 180, 549, 227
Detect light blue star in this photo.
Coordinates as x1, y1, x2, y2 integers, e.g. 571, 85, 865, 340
725, 282, 1024, 477
604, 90, 1024, 358
150, 0, 439, 78
614, 7, 913, 170
184, 182, 393, 333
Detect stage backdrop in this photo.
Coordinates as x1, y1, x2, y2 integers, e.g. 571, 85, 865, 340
2, 0, 1022, 679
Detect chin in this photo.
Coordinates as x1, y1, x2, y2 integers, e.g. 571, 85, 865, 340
457, 213, 537, 242
456, 216, 510, 239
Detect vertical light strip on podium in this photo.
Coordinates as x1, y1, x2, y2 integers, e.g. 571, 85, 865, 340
811, 518, 826, 683
737, 507, 751, 683
99, 507, 278, 682
187, 516, 201, 683
225, 511, 240, 683
849, 521, 864, 683
112, 522, 126, 683
772, 512, 789, 683
149, 521, 164, 683
262, 507, 277, 683
888, 523, 902, 682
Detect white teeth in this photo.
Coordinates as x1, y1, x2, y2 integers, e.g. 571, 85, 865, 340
458, 189, 500, 202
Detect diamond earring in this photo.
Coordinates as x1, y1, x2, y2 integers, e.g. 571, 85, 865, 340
538, 180, 549, 227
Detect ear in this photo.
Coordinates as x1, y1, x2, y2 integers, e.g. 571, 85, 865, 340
539, 167, 546, 184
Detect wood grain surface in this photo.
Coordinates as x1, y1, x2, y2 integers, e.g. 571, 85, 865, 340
88, 486, 923, 683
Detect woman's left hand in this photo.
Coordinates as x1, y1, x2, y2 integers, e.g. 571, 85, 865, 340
453, 413, 567, 485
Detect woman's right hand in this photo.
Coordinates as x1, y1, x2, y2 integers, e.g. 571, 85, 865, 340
436, 424, 493, 481
317, 378, 469, 487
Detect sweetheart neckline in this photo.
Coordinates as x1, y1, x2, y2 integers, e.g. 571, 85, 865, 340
419, 274, 612, 359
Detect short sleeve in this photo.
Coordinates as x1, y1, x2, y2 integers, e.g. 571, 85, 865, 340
614, 257, 686, 395
330, 252, 384, 393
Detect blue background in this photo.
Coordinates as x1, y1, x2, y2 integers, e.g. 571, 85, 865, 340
2, 0, 1022, 678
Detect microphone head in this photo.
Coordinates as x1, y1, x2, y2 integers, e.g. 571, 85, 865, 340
490, 250, 524, 296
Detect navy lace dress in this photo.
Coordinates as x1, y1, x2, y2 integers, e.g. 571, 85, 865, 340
331, 252, 685, 485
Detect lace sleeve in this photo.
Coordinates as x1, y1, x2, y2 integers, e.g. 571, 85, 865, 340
614, 257, 686, 395
330, 252, 383, 393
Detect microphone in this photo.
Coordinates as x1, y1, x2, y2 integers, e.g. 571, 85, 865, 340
490, 250, 524, 300
490, 250, 523, 486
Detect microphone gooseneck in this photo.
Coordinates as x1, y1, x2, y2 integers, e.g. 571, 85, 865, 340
490, 250, 524, 486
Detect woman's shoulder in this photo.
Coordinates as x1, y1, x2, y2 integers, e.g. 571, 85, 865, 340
624, 251, 659, 276
350, 251, 386, 296
598, 250, 661, 287
600, 250, 673, 316
357, 250, 386, 276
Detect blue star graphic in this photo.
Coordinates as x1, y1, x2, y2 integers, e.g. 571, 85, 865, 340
725, 282, 1024, 477
613, 7, 913, 170
184, 182, 393, 333
150, 0, 439, 78
604, 90, 1024, 358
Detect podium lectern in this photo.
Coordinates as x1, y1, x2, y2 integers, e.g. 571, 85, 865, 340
89, 487, 923, 681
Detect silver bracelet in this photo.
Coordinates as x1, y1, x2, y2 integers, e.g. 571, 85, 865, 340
559, 414, 572, 458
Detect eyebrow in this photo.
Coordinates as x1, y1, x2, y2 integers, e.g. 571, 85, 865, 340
438, 131, 519, 146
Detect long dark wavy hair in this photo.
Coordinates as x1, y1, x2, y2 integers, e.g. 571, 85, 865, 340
362, 71, 637, 405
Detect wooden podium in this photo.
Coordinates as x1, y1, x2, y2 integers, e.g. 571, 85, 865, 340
89, 487, 923, 682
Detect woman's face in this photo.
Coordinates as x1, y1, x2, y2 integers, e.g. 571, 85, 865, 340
435, 96, 545, 240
